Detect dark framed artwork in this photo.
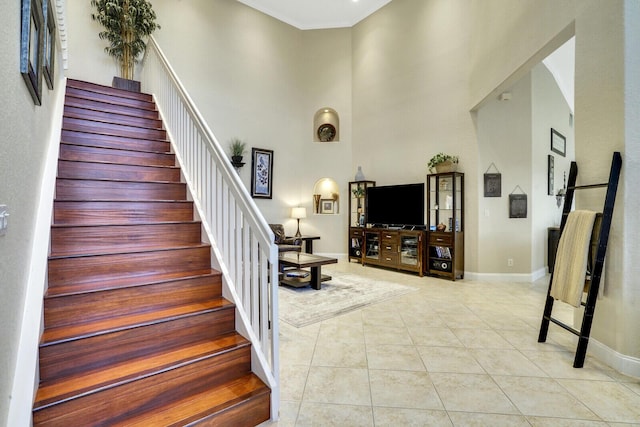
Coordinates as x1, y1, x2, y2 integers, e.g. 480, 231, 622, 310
43, 0, 56, 90
20, 0, 44, 105
547, 154, 554, 196
551, 128, 566, 157
484, 173, 501, 197
251, 148, 273, 199
509, 194, 528, 218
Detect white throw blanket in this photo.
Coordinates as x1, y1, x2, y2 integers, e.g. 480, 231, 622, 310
550, 210, 597, 308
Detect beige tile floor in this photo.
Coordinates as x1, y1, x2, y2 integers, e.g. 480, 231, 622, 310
266, 260, 640, 426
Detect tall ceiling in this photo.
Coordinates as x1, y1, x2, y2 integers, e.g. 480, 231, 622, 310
236, 0, 392, 30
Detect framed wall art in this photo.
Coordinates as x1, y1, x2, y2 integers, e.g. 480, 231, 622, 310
551, 128, 566, 157
251, 148, 273, 199
320, 199, 335, 214
20, 0, 45, 105
483, 163, 501, 197
43, 0, 56, 90
509, 186, 528, 219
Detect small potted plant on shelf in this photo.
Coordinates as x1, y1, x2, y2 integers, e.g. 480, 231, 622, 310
428, 153, 459, 173
352, 187, 365, 198
91, 0, 161, 92
228, 137, 247, 168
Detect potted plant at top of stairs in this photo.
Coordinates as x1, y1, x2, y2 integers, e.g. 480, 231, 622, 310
91, 0, 160, 92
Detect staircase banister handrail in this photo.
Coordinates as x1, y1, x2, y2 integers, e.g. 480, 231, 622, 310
142, 37, 280, 421
146, 36, 274, 247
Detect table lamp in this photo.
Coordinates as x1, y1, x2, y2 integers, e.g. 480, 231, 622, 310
291, 207, 307, 237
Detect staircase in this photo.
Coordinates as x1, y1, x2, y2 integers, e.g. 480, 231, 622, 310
32, 79, 271, 426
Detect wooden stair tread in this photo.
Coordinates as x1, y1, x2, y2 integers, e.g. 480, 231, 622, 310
121, 374, 270, 427
59, 142, 174, 163
66, 79, 153, 102
63, 111, 164, 132
59, 140, 171, 156
53, 200, 195, 225
64, 105, 163, 128
61, 129, 170, 152
34, 333, 249, 409
48, 242, 208, 259
41, 298, 234, 345
65, 87, 157, 111
56, 160, 181, 183
50, 221, 202, 256
47, 268, 216, 297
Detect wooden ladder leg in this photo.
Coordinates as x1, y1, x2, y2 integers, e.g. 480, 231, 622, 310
574, 152, 622, 367
538, 294, 554, 342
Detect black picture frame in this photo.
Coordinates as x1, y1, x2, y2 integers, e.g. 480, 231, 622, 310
251, 148, 274, 199
551, 128, 566, 157
20, 0, 44, 105
484, 173, 501, 197
43, 0, 55, 90
509, 194, 528, 218
548, 155, 554, 196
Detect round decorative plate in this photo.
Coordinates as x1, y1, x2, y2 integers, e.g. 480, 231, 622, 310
317, 123, 336, 142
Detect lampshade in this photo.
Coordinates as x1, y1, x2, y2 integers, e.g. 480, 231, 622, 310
291, 207, 307, 219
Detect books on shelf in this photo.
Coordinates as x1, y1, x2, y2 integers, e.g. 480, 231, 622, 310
286, 270, 310, 278
434, 246, 451, 259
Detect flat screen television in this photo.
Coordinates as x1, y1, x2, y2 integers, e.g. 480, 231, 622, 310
366, 183, 425, 227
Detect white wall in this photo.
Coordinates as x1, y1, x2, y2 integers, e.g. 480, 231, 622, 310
476, 72, 533, 276
531, 63, 575, 273
352, 0, 480, 270
0, 1, 66, 423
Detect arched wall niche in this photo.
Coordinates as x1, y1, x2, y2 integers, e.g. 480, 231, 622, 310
312, 178, 339, 214
313, 107, 340, 142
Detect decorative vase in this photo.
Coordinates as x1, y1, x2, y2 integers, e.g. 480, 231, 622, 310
435, 161, 457, 173
313, 194, 321, 213
355, 166, 365, 181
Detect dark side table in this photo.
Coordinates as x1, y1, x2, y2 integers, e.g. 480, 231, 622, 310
287, 235, 320, 254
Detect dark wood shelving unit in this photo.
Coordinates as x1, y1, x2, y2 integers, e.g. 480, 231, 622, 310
426, 172, 464, 280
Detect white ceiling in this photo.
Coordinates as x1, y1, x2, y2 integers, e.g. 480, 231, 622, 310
236, 0, 392, 30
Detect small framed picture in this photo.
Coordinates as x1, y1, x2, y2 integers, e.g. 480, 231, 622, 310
320, 199, 334, 214
551, 128, 566, 157
509, 194, 528, 218
251, 148, 273, 199
483, 173, 501, 197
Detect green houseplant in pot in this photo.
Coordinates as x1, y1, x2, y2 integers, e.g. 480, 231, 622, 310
91, 0, 160, 91
229, 137, 247, 168
428, 153, 459, 173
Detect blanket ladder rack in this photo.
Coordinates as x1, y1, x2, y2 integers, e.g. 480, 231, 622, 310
538, 151, 622, 368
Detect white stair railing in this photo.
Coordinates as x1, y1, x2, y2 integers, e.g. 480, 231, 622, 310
141, 37, 280, 420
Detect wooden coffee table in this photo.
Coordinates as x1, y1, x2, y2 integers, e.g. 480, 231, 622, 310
278, 252, 338, 290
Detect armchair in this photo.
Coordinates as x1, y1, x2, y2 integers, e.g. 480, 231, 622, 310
269, 224, 302, 253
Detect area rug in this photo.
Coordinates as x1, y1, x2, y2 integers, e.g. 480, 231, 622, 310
278, 271, 416, 327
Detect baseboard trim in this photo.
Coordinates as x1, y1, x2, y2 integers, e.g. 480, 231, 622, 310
464, 267, 547, 283
589, 339, 640, 379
